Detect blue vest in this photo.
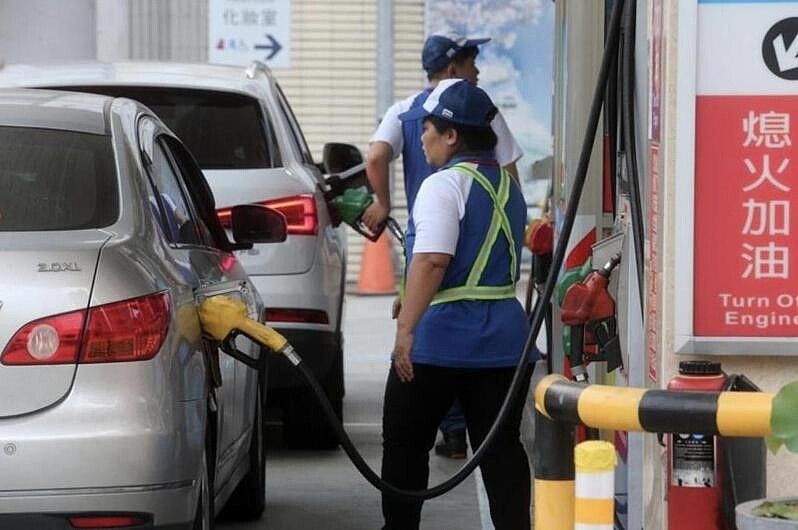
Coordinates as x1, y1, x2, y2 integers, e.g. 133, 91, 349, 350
401, 88, 435, 212
406, 156, 534, 368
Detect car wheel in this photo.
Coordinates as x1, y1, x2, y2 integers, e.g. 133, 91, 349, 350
283, 346, 343, 450
193, 435, 215, 530
220, 379, 267, 520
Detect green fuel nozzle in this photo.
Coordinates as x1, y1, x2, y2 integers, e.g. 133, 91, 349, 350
328, 187, 403, 245
322, 162, 404, 245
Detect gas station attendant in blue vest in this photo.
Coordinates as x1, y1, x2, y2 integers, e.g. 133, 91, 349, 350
380, 79, 536, 530
365, 31, 524, 461
363, 32, 522, 230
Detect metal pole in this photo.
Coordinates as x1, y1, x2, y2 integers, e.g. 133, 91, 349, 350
376, 0, 394, 121
376, 0, 394, 193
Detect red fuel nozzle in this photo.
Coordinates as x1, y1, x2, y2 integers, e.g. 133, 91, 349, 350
560, 254, 620, 326
525, 217, 553, 255
561, 253, 624, 379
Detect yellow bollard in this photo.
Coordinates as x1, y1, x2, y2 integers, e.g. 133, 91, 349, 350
533, 408, 575, 530
574, 440, 616, 530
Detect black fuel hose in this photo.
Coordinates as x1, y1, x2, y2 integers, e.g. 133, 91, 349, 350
621, 0, 646, 314
271, 0, 627, 501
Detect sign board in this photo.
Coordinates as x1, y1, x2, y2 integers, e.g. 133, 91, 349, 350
685, 0, 798, 353
208, 0, 291, 69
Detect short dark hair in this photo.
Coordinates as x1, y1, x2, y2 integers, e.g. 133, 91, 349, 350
425, 115, 497, 153
427, 46, 479, 81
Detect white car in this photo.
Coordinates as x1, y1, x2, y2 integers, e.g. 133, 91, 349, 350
0, 62, 354, 449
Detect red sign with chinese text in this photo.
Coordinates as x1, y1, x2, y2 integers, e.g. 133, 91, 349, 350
695, 95, 798, 336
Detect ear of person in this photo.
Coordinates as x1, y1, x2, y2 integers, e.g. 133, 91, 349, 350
445, 128, 459, 149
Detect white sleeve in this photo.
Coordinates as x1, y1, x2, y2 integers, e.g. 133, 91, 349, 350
369, 102, 402, 160
411, 169, 471, 255
491, 110, 523, 167
369, 95, 416, 161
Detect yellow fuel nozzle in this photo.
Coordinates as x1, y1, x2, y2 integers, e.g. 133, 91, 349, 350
198, 295, 291, 356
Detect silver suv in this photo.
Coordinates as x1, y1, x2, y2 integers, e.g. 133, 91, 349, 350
0, 61, 353, 449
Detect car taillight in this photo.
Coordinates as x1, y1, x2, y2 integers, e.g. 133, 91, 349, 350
80, 292, 171, 364
217, 207, 233, 228
1, 292, 171, 366
264, 195, 318, 235
216, 194, 318, 235
1, 310, 85, 365
264, 308, 329, 324
69, 515, 148, 528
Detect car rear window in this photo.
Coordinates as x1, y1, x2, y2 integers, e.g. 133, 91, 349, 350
0, 127, 118, 231
55, 86, 277, 170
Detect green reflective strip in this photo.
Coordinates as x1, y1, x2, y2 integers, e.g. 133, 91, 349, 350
455, 163, 502, 288
453, 163, 518, 282
467, 203, 503, 286
497, 169, 517, 278
431, 284, 516, 305
406, 163, 520, 306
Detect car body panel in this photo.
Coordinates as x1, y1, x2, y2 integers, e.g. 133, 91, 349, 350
0, 361, 204, 490
0, 232, 109, 417
0, 89, 108, 134
0, 484, 196, 528
0, 62, 280, 102
204, 167, 318, 274
248, 243, 343, 331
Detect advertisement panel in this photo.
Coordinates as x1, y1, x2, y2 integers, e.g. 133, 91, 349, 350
425, 0, 554, 213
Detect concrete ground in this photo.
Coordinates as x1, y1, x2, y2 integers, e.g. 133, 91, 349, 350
220, 293, 543, 530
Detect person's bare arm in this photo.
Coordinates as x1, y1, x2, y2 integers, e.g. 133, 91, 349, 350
392, 252, 451, 382
362, 141, 394, 232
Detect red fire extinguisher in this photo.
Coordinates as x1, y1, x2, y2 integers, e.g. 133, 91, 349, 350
667, 360, 727, 530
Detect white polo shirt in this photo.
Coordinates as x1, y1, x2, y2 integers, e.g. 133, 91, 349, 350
411, 167, 473, 256
370, 89, 523, 166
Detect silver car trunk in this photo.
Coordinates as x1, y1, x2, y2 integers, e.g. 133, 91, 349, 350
0, 231, 108, 417
204, 168, 318, 275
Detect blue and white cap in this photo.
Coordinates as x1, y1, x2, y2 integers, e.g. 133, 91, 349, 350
422, 32, 491, 75
398, 78, 498, 128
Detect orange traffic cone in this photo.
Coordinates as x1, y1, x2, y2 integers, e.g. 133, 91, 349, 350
357, 233, 397, 295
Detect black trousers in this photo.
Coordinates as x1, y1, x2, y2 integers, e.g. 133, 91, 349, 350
381, 362, 533, 530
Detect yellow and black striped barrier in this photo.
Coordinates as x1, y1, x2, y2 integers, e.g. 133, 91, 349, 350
533, 374, 775, 530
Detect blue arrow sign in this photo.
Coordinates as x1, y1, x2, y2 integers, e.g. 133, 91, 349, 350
255, 34, 282, 60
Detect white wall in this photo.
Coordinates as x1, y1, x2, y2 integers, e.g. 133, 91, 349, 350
0, 0, 96, 65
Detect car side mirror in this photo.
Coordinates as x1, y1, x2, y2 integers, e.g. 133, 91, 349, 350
322, 142, 363, 174
322, 142, 369, 194
231, 205, 287, 244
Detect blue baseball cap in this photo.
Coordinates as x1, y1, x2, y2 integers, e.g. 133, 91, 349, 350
422, 32, 491, 75
398, 78, 497, 128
